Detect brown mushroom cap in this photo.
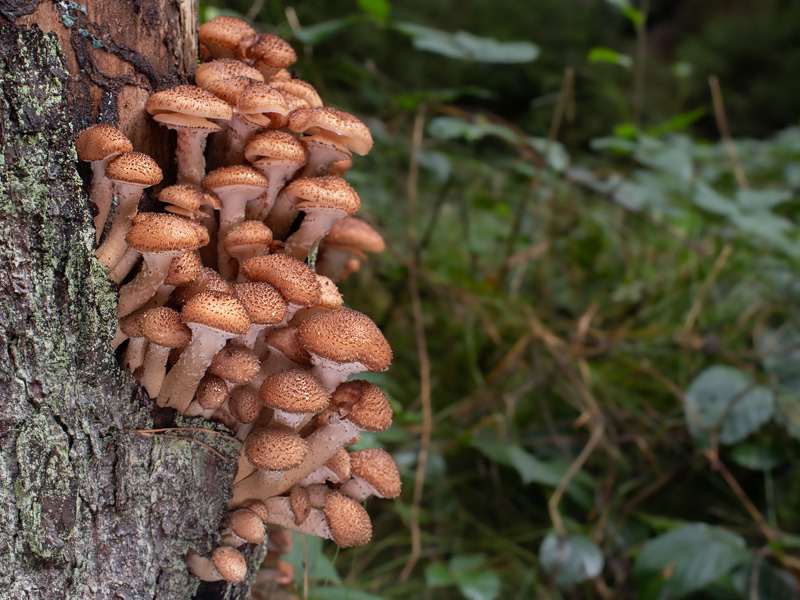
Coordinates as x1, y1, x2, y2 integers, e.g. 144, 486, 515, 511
172, 267, 233, 306
126, 213, 204, 254
229, 388, 263, 423
209, 344, 260, 383
241, 499, 270, 522
348, 447, 401, 499
233, 281, 288, 325
75, 124, 133, 162
260, 369, 329, 414
181, 290, 251, 335
245, 130, 308, 167
324, 447, 351, 482
245, 426, 308, 471
241, 254, 321, 308
203, 164, 269, 196
163, 251, 203, 287
323, 217, 386, 254
159, 183, 222, 219
284, 175, 361, 215
199, 16, 256, 59
298, 308, 392, 372
228, 508, 266, 543
196, 374, 228, 410
289, 487, 311, 524
331, 380, 393, 432
236, 82, 291, 128
269, 79, 323, 108
211, 546, 247, 583
323, 492, 372, 548
240, 33, 297, 69
314, 275, 343, 311
195, 59, 265, 89
224, 221, 274, 256
289, 107, 373, 156
119, 310, 146, 338
140, 307, 192, 348
204, 75, 253, 106
106, 152, 163, 188
264, 326, 312, 366
145, 85, 233, 130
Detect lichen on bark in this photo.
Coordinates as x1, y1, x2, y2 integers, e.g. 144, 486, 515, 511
0, 16, 264, 600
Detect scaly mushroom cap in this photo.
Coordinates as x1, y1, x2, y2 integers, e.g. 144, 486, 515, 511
264, 326, 312, 366
119, 310, 146, 339
239, 33, 297, 69
204, 75, 253, 106
260, 369, 329, 414
284, 176, 360, 215
241, 499, 270, 522
245, 130, 308, 167
237, 82, 291, 128
75, 124, 132, 162
181, 290, 251, 336
195, 58, 265, 89
159, 184, 222, 219
331, 380, 393, 432
172, 267, 233, 306
323, 492, 373, 548
224, 221, 274, 256
289, 487, 311, 524
196, 374, 229, 410
245, 426, 307, 471
141, 307, 192, 348
298, 308, 392, 372
289, 108, 373, 156
202, 165, 269, 199
146, 85, 233, 131
323, 217, 386, 254
241, 254, 321, 308
199, 16, 256, 59
229, 388, 263, 423
106, 152, 163, 188
274, 90, 310, 126
348, 448, 401, 499
314, 275, 343, 310
228, 508, 266, 543
211, 546, 247, 583
269, 79, 323, 108
126, 213, 205, 254
163, 251, 203, 287
325, 447, 351, 481
233, 281, 288, 325
209, 344, 260, 383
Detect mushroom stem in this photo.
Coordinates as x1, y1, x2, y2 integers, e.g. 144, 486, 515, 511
108, 247, 142, 284
117, 254, 176, 318
139, 344, 171, 398
176, 129, 210, 186
95, 184, 144, 271
283, 212, 342, 261
262, 500, 332, 539
246, 161, 298, 221
91, 159, 115, 243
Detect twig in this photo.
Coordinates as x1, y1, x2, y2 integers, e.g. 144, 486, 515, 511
399, 103, 432, 583
679, 242, 733, 341
709, 75, 749, 189
125, 427, 239, 442
750, 546, 768, 600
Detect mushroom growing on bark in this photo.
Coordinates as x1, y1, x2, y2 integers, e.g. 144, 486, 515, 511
244, 131, 308, 222
185, 546, 247, 583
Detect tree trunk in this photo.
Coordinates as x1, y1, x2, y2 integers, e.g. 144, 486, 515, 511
0, 2, 265, 598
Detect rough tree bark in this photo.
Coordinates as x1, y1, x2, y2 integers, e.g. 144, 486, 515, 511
0, 1, 267, 598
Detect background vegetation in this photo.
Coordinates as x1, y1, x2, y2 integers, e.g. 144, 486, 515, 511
202, 1, 800, 598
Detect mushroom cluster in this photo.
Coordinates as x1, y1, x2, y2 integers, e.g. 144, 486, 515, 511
76, 15, 397, 592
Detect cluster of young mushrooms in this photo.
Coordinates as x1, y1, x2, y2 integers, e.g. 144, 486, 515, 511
75, 15, 399, 591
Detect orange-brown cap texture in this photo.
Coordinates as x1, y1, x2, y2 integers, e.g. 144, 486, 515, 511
245, 426, 307, 471
204, 75, 253, 106
199, 16, 255, 55
243, 33, 297, 68
349, 447, 401, 499
224, 221, 274, 255
289, 107, 373, 156
164, 251, 203, 287
331, 380, 393, 432
314, 275, 343, 311
325, 447, 351, 481
172, 267, 233, 306
209, 344, 260, 383
298, 308, 392, 372
202, 165, 269, 195
181, 291, 250, 335
285, 176, 360, 214
159, 184, 212, 218
146, 85, 233, 121
237, 82, 290, 127
245, 130, 308, 165
106, 152, 163, 187
229, 388, 263, 423
75, 124, 132, 162
195, 59, 265, 89
141, 307, 192, 347
289, 487, 311, 524
260, 369, 329, 414
126, 213, 203, 254
211, 546, 247, 583
241, 499, 269, 522
323, 492, 372, 548
119, 310, 146, 338
229, 508, 265, 543
264, 326, 312, 366
196, 374, 228, 410
324, 217, 385, 254
233, 282, 287, 325
241, 254, 321, 307
269, 79, 323, 108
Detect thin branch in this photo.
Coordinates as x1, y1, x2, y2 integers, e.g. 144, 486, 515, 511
679, 242, 733, 341
709, 75, 749, 189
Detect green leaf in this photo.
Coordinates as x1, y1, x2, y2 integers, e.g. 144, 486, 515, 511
590, 136, 637, 155
634, 523, 750, 600
458, 570, 502, 600
646, 108, 706, 136
284, 533, 342, 586
426, 563, 457, 586
736, 188, 793, 212
540, 532, 604, 588
729, 212, 799, 258
419, 150, 452, 184
293, 16, 360, 45
693, 183, 739, 217
392, 22, 538, 63
731, 559, 800, 600
357, 0, 390, 22
634, 143, 693, 181
310, 589, 389, 600
603, 0, 645, 27
684, 365, 774, 446
729, 442, 784, 471
758, 327, 800, 385
587, 47, 632, 68
427, 116, 522, 144
527, 137, 570, 171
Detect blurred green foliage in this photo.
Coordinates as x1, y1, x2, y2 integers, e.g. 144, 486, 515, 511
202, 0, 800, 598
